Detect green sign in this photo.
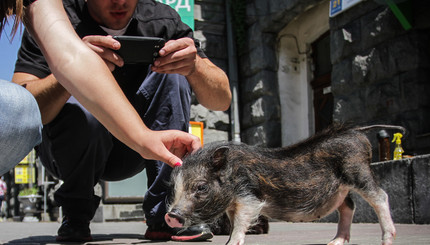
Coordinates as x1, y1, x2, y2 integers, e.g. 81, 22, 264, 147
156, 0, 194, 30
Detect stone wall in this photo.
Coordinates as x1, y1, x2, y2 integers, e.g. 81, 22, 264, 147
192, 0, 231, 144
235, 0, 430, 156
330, 0, 430, 156
320, 154, 430, 224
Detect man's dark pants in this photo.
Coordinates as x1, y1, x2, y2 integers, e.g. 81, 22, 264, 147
39, 71, 191, 226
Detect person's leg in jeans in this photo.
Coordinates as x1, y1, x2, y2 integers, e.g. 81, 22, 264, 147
133, 71, 191, 226
39, 96, 110, 241
39, 97, 112, 223
39, 96, 149, 242
39, 97, 149, 241
39, 96, 118, 242
0, 80, 42, 176
0, 195, 4, 214
134, 71, 213, 241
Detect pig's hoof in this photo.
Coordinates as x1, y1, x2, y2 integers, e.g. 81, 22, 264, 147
327, 237, 346, 245
226, 240, 244, 245
381, 230, 395, 245
226, 235, 245, 245
381, 238, 394, 245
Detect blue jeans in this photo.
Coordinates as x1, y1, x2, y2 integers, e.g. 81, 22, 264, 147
0, 195, 4, 213
39, 71, 191, 225
0, 80, 42, 175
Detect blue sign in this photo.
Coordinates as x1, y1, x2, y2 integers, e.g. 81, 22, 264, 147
330, 0, 363, 17
330, 0, 342, 16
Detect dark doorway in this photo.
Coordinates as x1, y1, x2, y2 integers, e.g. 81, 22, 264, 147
311, 32, 333, 132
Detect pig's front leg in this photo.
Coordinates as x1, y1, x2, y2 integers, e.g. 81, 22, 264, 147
225, 197, 265, 245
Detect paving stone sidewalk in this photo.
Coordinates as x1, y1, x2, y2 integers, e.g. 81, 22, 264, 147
0, 221, 429, 244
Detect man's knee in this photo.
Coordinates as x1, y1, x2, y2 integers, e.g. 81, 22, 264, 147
136, 73, 191, 131
40, 103, 112, 178
44, 103, 108, 143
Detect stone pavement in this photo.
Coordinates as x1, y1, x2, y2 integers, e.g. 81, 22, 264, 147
0, 221, 429, 244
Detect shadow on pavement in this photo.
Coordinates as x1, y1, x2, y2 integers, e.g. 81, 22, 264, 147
4, 233, 156, 244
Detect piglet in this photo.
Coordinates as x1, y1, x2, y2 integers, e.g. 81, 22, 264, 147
165, 124, 402, 245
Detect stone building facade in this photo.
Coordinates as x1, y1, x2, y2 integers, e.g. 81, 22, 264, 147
194, 0, 430, 225
197, 0, 429, 158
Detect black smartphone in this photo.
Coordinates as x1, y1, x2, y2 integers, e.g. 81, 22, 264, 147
113, 36, 165, 64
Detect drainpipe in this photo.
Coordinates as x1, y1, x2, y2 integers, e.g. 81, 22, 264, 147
225, 0, 241, 142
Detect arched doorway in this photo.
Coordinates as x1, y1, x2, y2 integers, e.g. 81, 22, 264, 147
277, 0, 331, 146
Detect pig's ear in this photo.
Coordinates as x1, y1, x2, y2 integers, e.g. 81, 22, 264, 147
211, 146, 229, 170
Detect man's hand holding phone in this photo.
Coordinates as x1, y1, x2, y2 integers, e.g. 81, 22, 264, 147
82, 35, 124, 72
151, 37, 199, 76
113, 36, 165, 64
82, 35, 166, 71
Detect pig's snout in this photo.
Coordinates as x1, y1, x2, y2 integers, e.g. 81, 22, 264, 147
165, 211, 185, 228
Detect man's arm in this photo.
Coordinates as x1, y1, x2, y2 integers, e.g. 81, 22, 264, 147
152, 37, 231, 111
12, 73, 70, 125
185, 57, 231, 111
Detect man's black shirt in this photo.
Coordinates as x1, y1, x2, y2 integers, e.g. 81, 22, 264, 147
15, 0, 205, 99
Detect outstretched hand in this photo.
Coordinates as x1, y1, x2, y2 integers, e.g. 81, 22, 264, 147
139, 129, 201, 168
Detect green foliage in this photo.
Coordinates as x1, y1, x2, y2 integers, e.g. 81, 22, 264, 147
18, 187, 38, 196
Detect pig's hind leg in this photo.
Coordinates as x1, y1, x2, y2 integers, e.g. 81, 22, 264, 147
328, 194, 355, 245
350, 165, 396, 245
358, 186, 396, 245
344, 158, 396, 244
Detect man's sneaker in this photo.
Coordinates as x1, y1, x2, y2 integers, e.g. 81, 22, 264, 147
145, 223, 213, 242
56, 216, 93, 242
144, 223, 172, 241
171, 224, 214, 242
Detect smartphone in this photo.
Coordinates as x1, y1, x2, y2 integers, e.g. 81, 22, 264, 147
113, 36, 165, 64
